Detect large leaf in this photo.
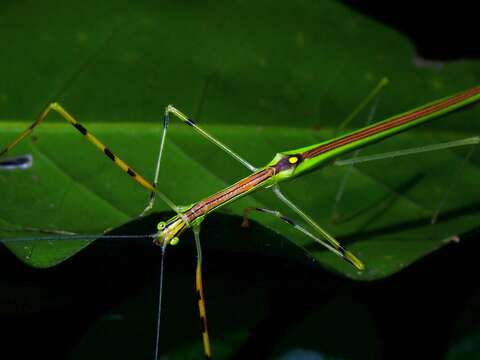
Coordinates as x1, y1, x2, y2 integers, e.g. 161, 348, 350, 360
0, 0, 479, 280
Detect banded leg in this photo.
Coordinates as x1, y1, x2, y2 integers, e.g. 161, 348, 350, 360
1, 103, 156, 190
140, 104, 256, 216
0, 103, 181, 215
271, 186, 364, 270
242, 204, 363, 270
193, 225, 212, 359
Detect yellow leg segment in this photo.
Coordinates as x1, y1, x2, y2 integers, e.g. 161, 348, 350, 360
196, 261, 212, 359
0, 102, 156, 192
193, 224, 212, 359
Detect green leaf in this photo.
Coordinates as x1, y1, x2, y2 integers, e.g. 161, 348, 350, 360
0, 0, 479, 280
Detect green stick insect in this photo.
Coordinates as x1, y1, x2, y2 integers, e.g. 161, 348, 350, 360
1, 84, 479, 358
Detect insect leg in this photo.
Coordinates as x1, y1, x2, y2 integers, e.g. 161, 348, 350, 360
333, 136, 480, 224
0, 102, 181, 215
243, 185, 364, 270
335, 76, 389, 134
430, 138, 479, 224
332, 79, 385, 221
193, 224, 212, 359
242, 204, 363, 270
334, 137, 480, 167
140, 104, 256, 216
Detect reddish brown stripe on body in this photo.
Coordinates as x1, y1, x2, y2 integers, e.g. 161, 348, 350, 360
185, 168, 276, 222
304, 88, 479, 159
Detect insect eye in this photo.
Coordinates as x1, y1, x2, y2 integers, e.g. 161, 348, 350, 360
170, 237, 180, 246
157, 222, 166, 230
288, 156, 299, 164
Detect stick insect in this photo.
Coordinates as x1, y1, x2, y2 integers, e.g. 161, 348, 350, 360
0, 84, 479, 359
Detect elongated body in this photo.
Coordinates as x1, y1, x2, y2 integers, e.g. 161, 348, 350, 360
156, 87, 480, 249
